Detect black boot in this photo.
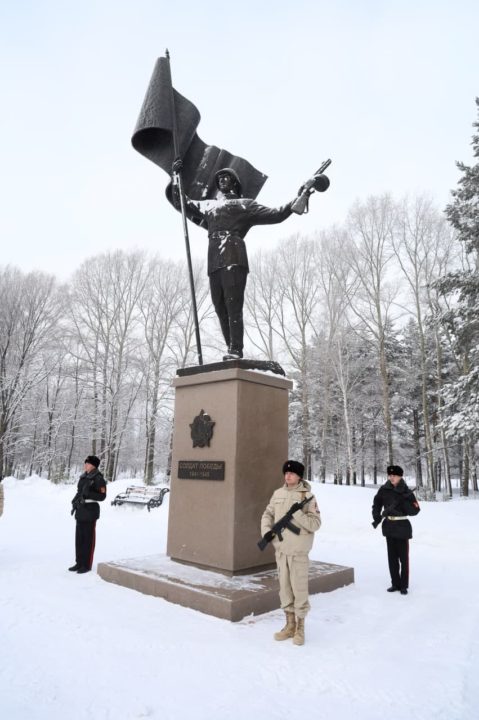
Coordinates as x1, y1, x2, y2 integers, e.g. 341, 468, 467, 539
387, 586, 399, 592
68, 564, 79, 572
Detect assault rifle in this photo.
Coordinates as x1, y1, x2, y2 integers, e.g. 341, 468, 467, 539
291, 159, 332, 215
372, 488, 417, 527
258, 495, 313, 551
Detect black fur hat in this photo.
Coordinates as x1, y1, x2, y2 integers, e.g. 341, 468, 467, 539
387, 464, 403, 477
85, 455, 100, 468
282, 460, 305, 478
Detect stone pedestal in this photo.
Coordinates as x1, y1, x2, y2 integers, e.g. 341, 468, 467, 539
98, 362, 355, 620
167, 366, 292, 574
97, 555, 355, 622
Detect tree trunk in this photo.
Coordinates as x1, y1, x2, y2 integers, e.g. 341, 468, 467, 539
373, 426, 378, 484
413, 409, 423, 488
461, 440, 469, 497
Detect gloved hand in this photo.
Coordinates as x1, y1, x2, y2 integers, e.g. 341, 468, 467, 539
71, 494, 85, 516
172, 157, 183, 174
262, 530, 275, 543
372, 519, 381, 529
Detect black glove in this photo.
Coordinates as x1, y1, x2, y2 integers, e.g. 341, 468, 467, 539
372, 519, 381, 529
262, 530, 274, 543
71, 494, 85, 515
172, 157, 183, 174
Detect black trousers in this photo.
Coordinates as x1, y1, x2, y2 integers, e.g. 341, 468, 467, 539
386, 537, 409, 590
209, 266, 247, 353
75, 520, 97, 570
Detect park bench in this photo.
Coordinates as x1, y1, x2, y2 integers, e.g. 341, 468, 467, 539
111, 485, 170, 512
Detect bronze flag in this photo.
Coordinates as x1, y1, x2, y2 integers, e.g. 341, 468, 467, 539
131, 57, 267, 209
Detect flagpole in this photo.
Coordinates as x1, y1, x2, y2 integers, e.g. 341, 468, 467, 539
165, 49, 203, 366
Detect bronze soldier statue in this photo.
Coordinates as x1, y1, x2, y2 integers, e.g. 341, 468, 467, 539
173, 165, 297, 360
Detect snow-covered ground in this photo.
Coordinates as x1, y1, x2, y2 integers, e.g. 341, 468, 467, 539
1, 476, 478, 720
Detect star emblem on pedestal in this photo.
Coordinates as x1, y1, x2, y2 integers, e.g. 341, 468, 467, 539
190, 409, 215, 448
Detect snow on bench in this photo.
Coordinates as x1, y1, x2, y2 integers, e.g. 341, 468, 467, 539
111, 485, 170, 512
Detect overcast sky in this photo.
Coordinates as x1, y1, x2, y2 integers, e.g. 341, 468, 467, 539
1, 0, 478, 279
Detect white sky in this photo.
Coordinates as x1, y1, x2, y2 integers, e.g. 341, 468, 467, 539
1, 0, 478, 279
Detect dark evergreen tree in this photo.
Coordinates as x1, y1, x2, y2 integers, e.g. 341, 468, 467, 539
436, 98, 479, 494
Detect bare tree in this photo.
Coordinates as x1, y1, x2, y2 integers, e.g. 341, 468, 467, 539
0, 267, 61, 474
311, 228, 359, 480
69, 251, 149, 481
393, 195, 458, 494
345, 195, 400, 464
244, 250, 280, 360
272, 235, 321, 476
140, 258, 186, 484
168, 260, 213, 368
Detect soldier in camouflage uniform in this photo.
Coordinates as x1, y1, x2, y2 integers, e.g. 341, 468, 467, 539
261, 460, 321, 645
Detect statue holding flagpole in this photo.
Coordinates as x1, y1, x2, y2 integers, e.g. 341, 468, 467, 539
132, 52, 331, 363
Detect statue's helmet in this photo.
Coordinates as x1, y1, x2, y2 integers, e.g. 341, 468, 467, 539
214, 168, 243, 196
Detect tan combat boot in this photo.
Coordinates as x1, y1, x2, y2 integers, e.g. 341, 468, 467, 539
274, 611, 296, 641
293, 617, 305, 646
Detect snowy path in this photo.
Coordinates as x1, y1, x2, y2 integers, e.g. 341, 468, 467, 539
1, 478, 478, 720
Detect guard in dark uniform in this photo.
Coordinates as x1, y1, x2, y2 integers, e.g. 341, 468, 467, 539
69, 455, 107, 574
372, 465, 420, 595
174, 168, 295, 360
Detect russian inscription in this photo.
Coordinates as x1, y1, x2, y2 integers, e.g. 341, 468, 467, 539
178, 460, 225, 481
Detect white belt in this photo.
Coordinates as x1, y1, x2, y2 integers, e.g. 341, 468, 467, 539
84, 499, 97, 504
387, 516, 408, 521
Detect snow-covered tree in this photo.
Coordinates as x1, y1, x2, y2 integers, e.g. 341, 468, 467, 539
436, 98, 479, 495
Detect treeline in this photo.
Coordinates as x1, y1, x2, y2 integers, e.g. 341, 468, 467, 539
0, 194, 471, 493
1, 102, 478, 492
245, 195, 469, 497
0, 254, 213, 484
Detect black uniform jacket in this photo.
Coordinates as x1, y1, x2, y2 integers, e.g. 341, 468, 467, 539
72, 469, 107, 522
372, 479, 420, 540
181, 193, 292, 275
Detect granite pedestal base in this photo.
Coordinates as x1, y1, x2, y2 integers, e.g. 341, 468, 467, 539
97, 555, 354, 622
